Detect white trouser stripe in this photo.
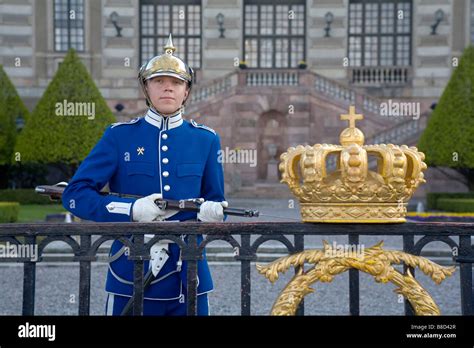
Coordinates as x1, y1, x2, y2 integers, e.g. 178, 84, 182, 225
207, 296, 210, 316
106, 294, 115, 316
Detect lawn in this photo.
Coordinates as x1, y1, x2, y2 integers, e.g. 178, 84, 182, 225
17, 204, 67, 223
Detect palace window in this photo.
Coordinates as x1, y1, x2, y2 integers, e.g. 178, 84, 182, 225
471, 0, 474, 43
243, 0, 306, 68
140, 0, 201, 69
348, 0, 412, 67
54, 0, 85, 52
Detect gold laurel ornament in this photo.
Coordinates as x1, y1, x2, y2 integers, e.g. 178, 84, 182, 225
256, 241, 455, 316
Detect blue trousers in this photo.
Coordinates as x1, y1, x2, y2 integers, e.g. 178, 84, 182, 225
105, 293, 210, 316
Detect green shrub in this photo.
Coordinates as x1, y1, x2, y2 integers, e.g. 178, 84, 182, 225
0, 189, 54, 205
418, 46, 474, 190
0, 65, 30, 166
0, 202, 20, 222
0, 65, 31, 188
437, 198, 474, 213
426, 192, 474, 210
14, 48, 116, 179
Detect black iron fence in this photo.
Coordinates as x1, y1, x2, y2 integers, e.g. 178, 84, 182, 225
0, 222, 473, 316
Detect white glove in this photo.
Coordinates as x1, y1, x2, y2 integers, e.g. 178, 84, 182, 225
197, 200, 228, 222
132, 193, 166, 222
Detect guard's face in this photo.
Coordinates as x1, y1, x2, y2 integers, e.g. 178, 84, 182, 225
146, 76, 189, 115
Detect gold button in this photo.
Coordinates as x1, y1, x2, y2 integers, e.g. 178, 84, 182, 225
163, 171, 169, 177
164, 185, 171, 191
162, 158, 169, 164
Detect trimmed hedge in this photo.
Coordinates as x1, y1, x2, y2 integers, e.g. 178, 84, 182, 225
417, 46, 474, 188
0, 65, 30, 165
0, 202, 20, 222
427, 192, 474, 210
0, 189, 54, 205
437, 198, 474, 213
14, 48, 116, 176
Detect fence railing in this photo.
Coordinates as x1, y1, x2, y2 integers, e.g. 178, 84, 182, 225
245, 70, 300, 86
189, 72, 237, 104
0, 221, 472, 316
187, 68, 405, 129
349, 66, 411, 86
370, 117, 424, 145
314, 74, 356, 104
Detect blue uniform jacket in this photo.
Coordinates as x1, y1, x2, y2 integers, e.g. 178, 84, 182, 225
62, 108, 226, 300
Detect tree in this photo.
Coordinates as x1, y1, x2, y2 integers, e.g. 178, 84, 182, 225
418, 46, 474, 190
0, 65, 29, 165
0, 65, 30, 188
15, 49, 116, 179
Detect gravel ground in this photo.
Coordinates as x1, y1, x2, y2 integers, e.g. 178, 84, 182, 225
0, 261, 463, 315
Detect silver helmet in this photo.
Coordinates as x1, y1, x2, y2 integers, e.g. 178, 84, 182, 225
138, 33, 194, 107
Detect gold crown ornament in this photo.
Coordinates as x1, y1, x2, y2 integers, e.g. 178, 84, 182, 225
279, 106, 427, 223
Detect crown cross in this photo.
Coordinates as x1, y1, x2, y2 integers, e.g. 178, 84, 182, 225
341, 106, 363, 129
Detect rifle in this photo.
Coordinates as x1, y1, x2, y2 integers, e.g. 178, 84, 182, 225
35, 183, 259, 218
36, 182, 259, 316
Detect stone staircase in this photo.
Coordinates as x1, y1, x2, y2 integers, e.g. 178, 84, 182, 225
185, 69, 435, 198
188, 69, 433, 153
188, 69, 425, 130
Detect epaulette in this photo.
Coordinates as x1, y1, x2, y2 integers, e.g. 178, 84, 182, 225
190, 119, 216, 135
111, 117, 141, 128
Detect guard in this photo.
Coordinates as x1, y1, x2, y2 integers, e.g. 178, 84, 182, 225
62, 34, 227, 316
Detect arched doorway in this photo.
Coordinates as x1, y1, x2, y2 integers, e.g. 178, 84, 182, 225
257, 110, 288, 181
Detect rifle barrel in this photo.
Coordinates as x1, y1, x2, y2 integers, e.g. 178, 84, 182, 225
35, 185, 259, 218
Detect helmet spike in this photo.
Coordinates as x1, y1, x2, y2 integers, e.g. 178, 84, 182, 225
164, 33, 176, 55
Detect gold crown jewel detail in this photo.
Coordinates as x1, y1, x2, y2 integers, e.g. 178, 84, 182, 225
279, 106, 427, 223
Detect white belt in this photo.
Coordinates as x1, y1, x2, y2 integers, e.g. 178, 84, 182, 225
146, 233, 186, 276
108, 235, 182, 276
149, 242, 170, 277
